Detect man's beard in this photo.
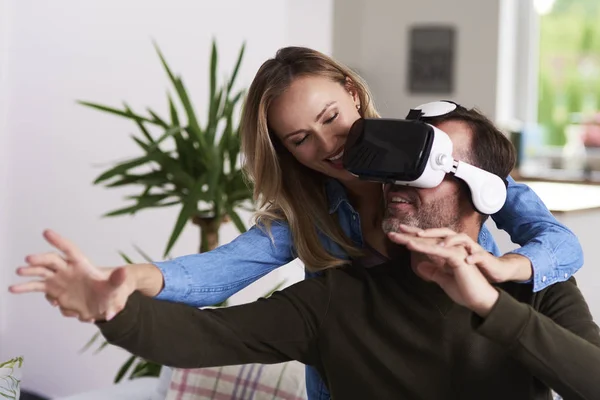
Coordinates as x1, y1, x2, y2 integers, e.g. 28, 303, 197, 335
382, 195, 463, 234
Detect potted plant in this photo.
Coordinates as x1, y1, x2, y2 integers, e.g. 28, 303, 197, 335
79, 39, 258, 383
0, 356, 23, 399
81, 39, 253, 256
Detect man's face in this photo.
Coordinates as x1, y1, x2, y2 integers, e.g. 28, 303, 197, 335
381, 120, 473, 234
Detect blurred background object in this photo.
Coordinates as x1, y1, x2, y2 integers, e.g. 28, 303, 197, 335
521, 0, 600, 179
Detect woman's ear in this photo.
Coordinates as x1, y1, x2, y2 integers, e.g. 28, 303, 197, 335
344, 78, 360, 109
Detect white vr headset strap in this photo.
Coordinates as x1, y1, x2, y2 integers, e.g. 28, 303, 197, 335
428, 124, 507, 215
390, 122, 507, 214
452, 161, 507, 215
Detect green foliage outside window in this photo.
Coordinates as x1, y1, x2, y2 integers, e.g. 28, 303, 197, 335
537, 0, 600, 146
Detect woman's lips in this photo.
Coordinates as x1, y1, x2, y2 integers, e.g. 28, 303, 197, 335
327, 158, 346, 170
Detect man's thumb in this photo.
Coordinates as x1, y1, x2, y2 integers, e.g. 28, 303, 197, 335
108, 267, 127, 288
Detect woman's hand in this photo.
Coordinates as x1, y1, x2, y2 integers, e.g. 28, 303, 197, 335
9, 230, 137, 322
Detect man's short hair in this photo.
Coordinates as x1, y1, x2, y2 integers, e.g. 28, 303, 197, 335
422, 106, 516, 182
422, 106, 516, 222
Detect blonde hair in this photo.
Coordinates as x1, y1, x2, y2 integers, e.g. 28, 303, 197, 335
240, 47, 380, 271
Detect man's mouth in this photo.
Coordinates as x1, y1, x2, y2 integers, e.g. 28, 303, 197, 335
390, 196, 412, 204
387, 190, 418, 208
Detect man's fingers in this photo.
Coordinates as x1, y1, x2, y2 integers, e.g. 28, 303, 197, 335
388, 232, 440, 247
24, 253, 67, 271
405, 239, 453, 258
108, 267, 127, 289
388, 232, 413, 245
8, 281, 47, 294
393, 234, 470, 271
16, 266, 55, 279
59, 307, 79, 318
45, 294, 59, 307
441, 234, 483, 254
405, 231, 483, 259
415, 227, 457, 238
43, 229, 84, 261
105, 309, 118, 322
398, 224, 424, 235
406, 240, 467, 268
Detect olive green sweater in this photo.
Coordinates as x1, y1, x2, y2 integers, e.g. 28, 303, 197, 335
98, 259, 600, 399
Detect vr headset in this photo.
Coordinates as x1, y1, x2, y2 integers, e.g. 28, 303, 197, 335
342, 101, 507, 215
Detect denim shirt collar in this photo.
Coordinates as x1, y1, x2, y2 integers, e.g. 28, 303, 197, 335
326, 179, 350, 214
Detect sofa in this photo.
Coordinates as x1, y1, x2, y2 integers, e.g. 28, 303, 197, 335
54, 362, 307, 400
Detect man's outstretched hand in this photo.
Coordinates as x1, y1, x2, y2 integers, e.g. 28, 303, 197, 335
9, 230, 135, 322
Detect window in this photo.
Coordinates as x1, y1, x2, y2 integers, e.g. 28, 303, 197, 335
536, 0, 600, 149
511, 0, 600, 179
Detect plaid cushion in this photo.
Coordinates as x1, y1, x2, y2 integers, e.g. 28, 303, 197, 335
166, 362, 307, 400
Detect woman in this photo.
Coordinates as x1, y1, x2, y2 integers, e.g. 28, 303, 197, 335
10, 47, 583, 400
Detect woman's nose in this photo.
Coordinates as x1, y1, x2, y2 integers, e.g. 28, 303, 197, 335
317, 135, 338, 156
315, 129, 342, 155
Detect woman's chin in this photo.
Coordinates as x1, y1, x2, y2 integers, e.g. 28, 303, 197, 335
317, 162, 368, 183
325, 167, 357, 181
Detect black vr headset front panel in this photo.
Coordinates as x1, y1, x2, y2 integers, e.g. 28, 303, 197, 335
343, 119, 435, 183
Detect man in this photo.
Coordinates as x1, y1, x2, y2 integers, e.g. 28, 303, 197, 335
46, 107, 600, 398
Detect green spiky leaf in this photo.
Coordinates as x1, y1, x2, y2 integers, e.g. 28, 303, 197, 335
119, 251, 134, 264
226, 208, 247, 234
93, 155, 156, 184
163, 192, 200, 257
78, 101, 159, 126
228, 42, 246, 93
114, 355, 136, 383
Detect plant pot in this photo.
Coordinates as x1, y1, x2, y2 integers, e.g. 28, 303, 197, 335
0, 356, 23, 400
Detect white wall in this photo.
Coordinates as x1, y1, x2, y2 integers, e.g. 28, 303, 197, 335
286, 0, 333, 54
1, 0, 329, 397
332, 0, 502, 119
0, 0, 13, 358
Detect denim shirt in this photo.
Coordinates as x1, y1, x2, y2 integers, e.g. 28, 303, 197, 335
154, 176, 583, 400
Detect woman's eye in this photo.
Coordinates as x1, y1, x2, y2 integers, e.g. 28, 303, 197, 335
324, 112, 339, 124
293, 136, 308, 147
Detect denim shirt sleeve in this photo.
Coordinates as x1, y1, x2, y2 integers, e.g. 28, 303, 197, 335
153, 221, 295, 307
488, 176, 584, 292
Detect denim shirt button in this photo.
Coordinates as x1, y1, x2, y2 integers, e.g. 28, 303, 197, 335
352, 215, 356, 220
564, 273, 568, 279
542, 275, 547, 283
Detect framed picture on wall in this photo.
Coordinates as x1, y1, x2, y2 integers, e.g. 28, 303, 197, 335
408, 25, 456, 94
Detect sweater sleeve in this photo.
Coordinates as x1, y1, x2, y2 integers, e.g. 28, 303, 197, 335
96, 275, 332, 369
474, 279, 600, 400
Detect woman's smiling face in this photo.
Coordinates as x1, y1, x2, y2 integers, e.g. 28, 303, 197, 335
267, 75, 362, 182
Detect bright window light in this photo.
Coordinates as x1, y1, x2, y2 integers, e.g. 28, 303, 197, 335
534, 0, 556, 15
